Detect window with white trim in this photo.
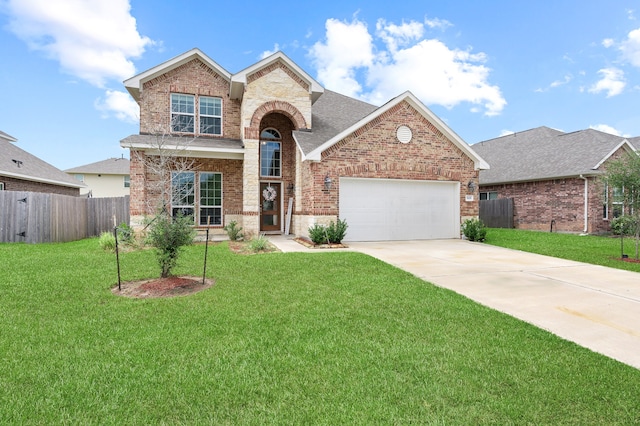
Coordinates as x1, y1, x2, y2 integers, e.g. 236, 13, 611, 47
171, 172, 195, 220
199, 97, 222, 135
171, 171, 223, 226
0, 182, 4, 190
74, 174, 84, 182
124, 175, 130, 188
603, 183, 609, 219
171, 94, 223, 136
199, 172, 222, 225
260, 128, 281, 177
479, 191, 498, 200
612, 186, 624, 218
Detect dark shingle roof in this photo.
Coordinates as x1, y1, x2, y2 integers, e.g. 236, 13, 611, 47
472, 126, 631, 185
0, 139, 84, 188
293, 90, 378, 155
65, 157, 130, 175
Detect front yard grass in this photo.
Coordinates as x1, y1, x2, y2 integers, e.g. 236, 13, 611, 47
1, 238, 639, 424
485, 228, 640, 272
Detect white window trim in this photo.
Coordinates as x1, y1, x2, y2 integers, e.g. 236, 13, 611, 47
199, 172, 223, 226
199, 96, 223, 136
603, 183, 609, 220
0, 182, 4, 190
171, 93, 195, 134
123, 175, 130, 188
171, 171, 196, 222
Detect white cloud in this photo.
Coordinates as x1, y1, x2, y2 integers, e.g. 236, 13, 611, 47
589, 124, 631, 137
5, 0, 153, 87
499, 129, 515, 137
260, 44, 281, 59
588, 68, 626, 97
309, 18, 375, 98
95, 90, 139, 123
309, 17, 506, 116
602, 38, 615, 48
536, 74, 573, 92
424, 17, 452, 30
621, 28, 640, 67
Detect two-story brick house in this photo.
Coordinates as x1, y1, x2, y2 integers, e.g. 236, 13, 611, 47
120, 48, 488, 241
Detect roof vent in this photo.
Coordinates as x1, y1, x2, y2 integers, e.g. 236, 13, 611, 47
396, 125, 412, 144
12, 159, 23, 167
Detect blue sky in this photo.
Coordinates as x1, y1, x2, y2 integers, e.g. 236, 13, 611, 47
1, 0, 639, 170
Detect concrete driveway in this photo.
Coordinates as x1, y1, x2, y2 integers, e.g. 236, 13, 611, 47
269, 237, 640, 369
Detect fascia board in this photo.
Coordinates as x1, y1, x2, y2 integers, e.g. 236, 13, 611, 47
592, 139, 638, 170
124, 48, 231, 101
305, 91, 490, 170
0, 171, 85, 189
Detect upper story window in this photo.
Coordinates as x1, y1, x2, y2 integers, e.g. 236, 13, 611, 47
171, 94, 195, 133
74, 174, 85, 182
171, 94, 223, 136
0, 182, 4, 190
200, 97, 222, 135
260, 128, 281, 177
124, 175, 130, 188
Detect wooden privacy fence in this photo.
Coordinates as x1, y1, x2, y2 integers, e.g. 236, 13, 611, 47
0, 191, 129, 243
480, 198, 514, 228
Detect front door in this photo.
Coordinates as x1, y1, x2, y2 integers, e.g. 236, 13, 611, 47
260, 182, 281, 232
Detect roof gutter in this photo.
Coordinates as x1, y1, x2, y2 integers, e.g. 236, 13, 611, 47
579, 174, 588, 234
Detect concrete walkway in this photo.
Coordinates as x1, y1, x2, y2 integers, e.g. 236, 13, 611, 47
268, 236, 640, 369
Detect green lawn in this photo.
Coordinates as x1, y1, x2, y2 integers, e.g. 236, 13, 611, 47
1, 239, 639, 424
485, 228, 640, 272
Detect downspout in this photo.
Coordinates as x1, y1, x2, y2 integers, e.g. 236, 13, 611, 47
579, 175, 588, 234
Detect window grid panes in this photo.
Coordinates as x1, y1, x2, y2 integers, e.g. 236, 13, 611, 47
480, 191, 498, 200
124, 175, 130, 188
171, 171, 195, 220
171, 94, 195, 133
200, 97, 222, 135
260, 141, 281, 177
199, 172, 222, 225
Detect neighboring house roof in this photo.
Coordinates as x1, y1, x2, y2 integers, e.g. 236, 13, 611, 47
472, 126, 637, 185
0, 137, 84, 189
65, 157, 131, 175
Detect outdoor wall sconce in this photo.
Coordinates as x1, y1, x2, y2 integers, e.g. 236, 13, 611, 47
287, 183, 295, 195
324, 174, 333, 191
467, 180, 477, 193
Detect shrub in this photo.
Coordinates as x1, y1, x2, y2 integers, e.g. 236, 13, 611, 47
98, 231, 116, 251
327, 219, 348, 244
146, 212, 196, 278
308, 219, 348, 245
462, 218, 487, 242
308, 223, 328, 245
223, 220, 244, 241
248, 234, 270, 252
611, 215, 636, 236
116, 222, 134, 245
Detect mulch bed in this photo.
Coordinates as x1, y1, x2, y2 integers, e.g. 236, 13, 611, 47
112, 276, 214, 299
293, 237, 348, 249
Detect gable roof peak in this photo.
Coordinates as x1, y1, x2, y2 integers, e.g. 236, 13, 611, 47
124, 48, 231, 101
229, 50, 324, 102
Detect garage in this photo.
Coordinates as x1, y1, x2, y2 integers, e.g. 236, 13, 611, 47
339, 177, 460, 242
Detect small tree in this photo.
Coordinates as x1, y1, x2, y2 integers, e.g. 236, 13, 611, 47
146, 211, 196, 278
604, 152, 640, 259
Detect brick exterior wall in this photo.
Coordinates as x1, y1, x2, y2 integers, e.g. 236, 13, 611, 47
479, 147, 632, 234
297, 100, 479, 219
128, 151, 243, 225
139, 58, 241, 138
0, 176, 79, 196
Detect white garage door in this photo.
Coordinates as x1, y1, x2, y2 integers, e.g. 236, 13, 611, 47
339, 178, 460, 242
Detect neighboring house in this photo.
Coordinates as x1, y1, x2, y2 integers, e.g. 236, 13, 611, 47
120, 48, 488, 241
472, 126, 640, 234
0, 130, 84, 196
65, 157, 131, 198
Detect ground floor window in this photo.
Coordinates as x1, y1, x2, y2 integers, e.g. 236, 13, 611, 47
480, 191, 498, 200
171, 171, 222, 225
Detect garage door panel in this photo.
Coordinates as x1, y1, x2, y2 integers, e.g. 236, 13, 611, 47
339, 178, 459, 242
